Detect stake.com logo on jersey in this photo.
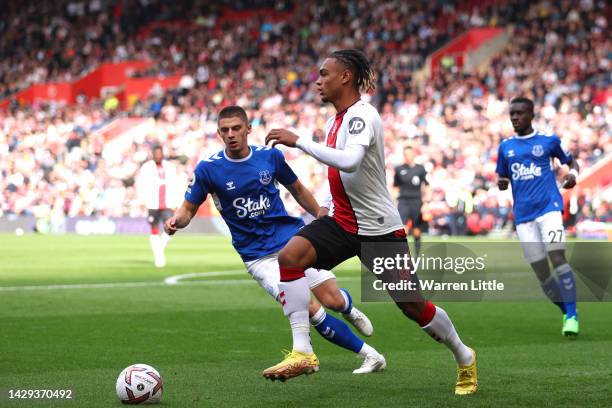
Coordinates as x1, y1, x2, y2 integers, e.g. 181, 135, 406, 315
511, 162, 542, 181
233, 195, 271, 218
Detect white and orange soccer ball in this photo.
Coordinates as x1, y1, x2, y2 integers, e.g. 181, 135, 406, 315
116, 364, 163, 404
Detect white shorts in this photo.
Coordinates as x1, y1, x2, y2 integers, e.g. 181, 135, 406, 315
516, 211, 566, 263
244, 253, 336, 300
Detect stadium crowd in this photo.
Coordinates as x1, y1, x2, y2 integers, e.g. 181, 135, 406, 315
1, 0, 610, 235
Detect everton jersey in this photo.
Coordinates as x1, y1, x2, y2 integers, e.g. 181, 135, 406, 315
496, 130, 573, 224
185, 145, 304, 261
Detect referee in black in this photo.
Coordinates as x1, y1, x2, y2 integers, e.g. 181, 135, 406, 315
394, 145, 428, 255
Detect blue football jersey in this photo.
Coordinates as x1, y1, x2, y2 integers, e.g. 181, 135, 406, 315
496, 130, 573, 224
185, 145, 304, 261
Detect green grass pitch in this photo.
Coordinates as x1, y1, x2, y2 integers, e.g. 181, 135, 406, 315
0, 234, 610, 407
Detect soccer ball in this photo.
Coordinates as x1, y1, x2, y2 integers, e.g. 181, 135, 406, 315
116, 364, 163, 404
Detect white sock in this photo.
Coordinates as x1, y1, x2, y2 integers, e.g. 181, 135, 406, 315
159, 232, 170, 250
279, 278, 313, 354
358, 343, 376, 358
339, 289, 351, 314
310, 306, 326, 326
290, 310, 312, 354
149, 235, 160, 255
422, 306, 473, 366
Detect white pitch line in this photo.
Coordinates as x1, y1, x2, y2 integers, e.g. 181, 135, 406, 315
0, 271, 360, 292
164, 270, 244, 285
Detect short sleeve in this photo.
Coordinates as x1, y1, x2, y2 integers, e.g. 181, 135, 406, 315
420, 166, 429, 185
393, 166, 401, 187
185, 162, 210, 206
496, 142, 509, 178
272, 148, 298, 186
550, 135, 573, 165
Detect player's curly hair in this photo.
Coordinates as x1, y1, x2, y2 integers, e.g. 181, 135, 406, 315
329, 49, 376, 93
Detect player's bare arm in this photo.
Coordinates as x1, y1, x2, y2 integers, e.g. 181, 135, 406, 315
285, 179, 324, 218
164, 200, 199, 235
562, 158, 580, 189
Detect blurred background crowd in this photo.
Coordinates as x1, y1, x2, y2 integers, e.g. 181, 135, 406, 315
1, 0, 610, 236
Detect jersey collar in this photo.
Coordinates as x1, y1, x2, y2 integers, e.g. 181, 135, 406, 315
336, 99, 361, 118
514, 129, 537, 139
223, 146, 253, 162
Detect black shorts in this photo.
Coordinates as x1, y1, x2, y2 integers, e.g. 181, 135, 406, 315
398, 200, 423, 228
295, 216, 410, 271
147, 209, 173, 226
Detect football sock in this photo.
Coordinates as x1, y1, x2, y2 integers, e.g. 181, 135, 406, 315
279, 268, 312, 354
339, 288, 353, 313
540, 275, 566, 314
310, 306, 364, 354
149, 235, 160, 255
555, 264, 577, 318
357, 342, 377, 358
420, 302, 473, 366
289, 310, 312, 354
159, 232, 170, 250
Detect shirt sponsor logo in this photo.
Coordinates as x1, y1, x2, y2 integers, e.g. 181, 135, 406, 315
532, 145, 544, 157
511, 162, 542, 181
233, 195, 271, 218
348, 117, 366, 134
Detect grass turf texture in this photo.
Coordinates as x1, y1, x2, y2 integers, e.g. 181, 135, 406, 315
0, 234, 610, 407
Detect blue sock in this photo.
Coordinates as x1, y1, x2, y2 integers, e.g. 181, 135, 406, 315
311, 307, 363, 353
540, 275, 566, 314
339, 288, 353, 314
555, 264, 577, 318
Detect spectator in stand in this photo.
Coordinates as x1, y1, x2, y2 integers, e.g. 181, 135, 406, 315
0, 0, 609, 238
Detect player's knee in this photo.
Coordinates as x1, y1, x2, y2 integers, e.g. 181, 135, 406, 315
278, 238, 315, 269
548, 250, 566, 268
277, 248, 302, 268
395, 301, 423, 321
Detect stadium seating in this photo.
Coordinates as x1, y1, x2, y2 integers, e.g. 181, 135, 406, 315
1, 0, 610, 234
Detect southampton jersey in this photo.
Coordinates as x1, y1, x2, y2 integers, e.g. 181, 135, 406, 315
496, 130, 572, 225
185, 146, 304, 261
324, 100, 403, 235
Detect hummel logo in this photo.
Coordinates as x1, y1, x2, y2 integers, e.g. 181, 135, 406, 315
508, 150, 515, 157
226, 181, 235, 190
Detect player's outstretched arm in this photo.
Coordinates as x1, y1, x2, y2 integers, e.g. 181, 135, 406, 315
286, 180, 325, 218
562, 159, 580, 189
266, 129, 366, 172
164, 200, 199, 235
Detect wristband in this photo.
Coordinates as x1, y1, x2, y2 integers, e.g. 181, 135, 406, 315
568, 169, 578, 178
